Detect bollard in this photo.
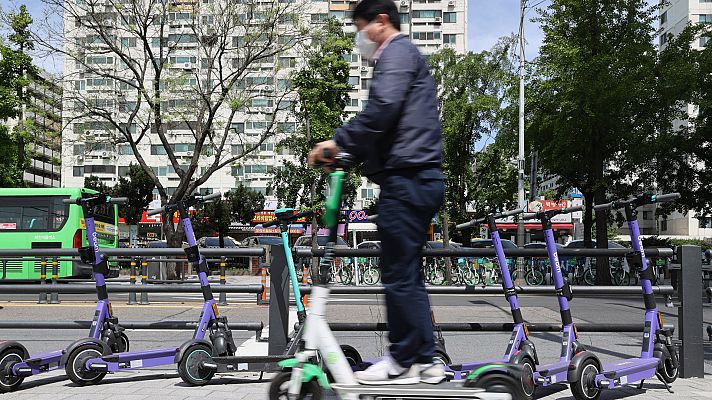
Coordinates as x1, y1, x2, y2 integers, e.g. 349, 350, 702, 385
268, 243, 289, 355
218, 259, 228, 306
259, 265, 268, 305
127, 259, 138, 305
302, 263, 309, 308
678, 245, 704, 378
49, 258, 60, 304
38, 258, 48, 304
139, 260, 150, 305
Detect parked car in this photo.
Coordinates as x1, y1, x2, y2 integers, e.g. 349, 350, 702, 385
241, 236, 283, 247
198, 236, 240, 269
293, 235, 350, 266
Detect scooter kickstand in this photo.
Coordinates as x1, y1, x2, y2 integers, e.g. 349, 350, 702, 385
637, 379, 645, 390
656, 373, 674, 394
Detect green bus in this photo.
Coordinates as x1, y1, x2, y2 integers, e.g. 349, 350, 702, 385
0, 188, 119, 280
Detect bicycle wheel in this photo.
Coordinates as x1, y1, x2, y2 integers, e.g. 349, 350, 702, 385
363, 266, 381, 285
583, 268, 595, 286
338, 264, 353, 286
429, 266, 446, 285
462, 265, 478, 286
525, 269, 545, 286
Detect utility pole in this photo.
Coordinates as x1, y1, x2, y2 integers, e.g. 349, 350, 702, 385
516, 0, 527, 283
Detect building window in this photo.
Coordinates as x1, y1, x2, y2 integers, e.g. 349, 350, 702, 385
118, 166, 130, 176
699, 217, 712, 229
349, 98, 358, 107
642, 211, 651, 220
411, 10, 442, 19
151, 145, 167, 155
311, 13, 328, 23
443, 34, 457, 44
660, 219, 667, 232
73, 166, 84, 176
412, 32, 441, 40
400, 13, 410, 24
348, 76, 360, 87
361, 188, 375, 200
120, 37, 137, 48
701, 36, 710, 47
700, 14, 712, 24
660, 11, 667, 24
361, 79, 371, 90
443, 12, 456, 23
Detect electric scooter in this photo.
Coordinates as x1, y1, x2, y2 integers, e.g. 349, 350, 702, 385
199, 208, 365, 380
64, 193, 238, 386
269, 152, 522, 400
0, 193, 129, 392
454, 209, 539, 399
521, 205, 599, 394
569, 193, 680, 400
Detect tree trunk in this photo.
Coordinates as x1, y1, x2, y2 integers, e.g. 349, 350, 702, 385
594, 186, 611, 285
163, 218, 181, 280
583, 191, 594, 247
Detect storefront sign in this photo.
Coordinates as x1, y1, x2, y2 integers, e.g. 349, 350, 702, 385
252, 211, 308, 224
345, 210, 370, 223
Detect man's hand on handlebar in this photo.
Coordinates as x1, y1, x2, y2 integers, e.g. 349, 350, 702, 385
308, 140, 339, 169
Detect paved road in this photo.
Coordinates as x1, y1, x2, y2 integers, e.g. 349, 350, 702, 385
0, 275, 710, 399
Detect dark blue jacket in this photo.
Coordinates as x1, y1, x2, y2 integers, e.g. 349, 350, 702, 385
334, 35, 442, 184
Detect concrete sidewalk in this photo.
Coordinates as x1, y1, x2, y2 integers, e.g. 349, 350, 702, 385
5, 368, 710, 400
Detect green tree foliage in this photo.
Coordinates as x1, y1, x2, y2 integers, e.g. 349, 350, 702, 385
192, 186, 264, 246
271, 18, 359, 210
429, 41, 517, 242
527, 0, 701, 283
113, 164, 155, 225
0, 5, 35, 187
84, 175, 110, 193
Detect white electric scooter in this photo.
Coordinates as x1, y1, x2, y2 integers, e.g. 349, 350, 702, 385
268, 152, 523, 399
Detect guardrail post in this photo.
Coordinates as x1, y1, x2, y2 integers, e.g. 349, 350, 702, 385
139, 260, 150, 305
268, 243, 289, 355
49, 258, 60, 304
37, 258, 48, 304
302, 263, 309, 307
678, 245, 704, 378
218, 258, 228, 306
1, 259, 6, 280
258, 261, 268, 305
127, 259, 138, 305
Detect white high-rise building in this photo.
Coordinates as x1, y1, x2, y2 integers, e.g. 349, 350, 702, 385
657, 0, 712, 240
61, 0, 467, 212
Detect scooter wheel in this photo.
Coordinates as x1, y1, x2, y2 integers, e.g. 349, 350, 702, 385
0, 348, 24, 393
657, 345, 679, 384
110, 332, 130, 353
571, 358, 601, 400
269, 371, 323, 400
470, 372, 521, 395
433, 349, 451, 366
65, 343, 107, 386
178, 344, 214, 386
518, 356, 536, 400
340, 345, 362, 367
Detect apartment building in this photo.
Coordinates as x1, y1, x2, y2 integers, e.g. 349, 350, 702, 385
3, 69, 62, 188
60, 0, 467, 210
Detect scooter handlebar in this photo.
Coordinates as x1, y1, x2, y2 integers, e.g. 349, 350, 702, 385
521, 212, 538, 221
146, 207, 164, 216
595, 192, 680, 211
456, 207, 525, 230
62, 196, 127, 205
654, 193, 681, 203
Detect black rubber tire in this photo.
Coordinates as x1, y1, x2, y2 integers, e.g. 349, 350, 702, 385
110, 332, 130, 353
65, 343, 107, 386
269, 371, 323, 400
472, 372, 522, 396
178, 344, 215, 386
571, 358, 601, 400
433, 349, 452, 366
657, 344, 679, 384
518, 356, 536, 400
583, 269, 596, 286
525, 270, 545, 286
340, 345, 362, 367
0, 348, 24, 393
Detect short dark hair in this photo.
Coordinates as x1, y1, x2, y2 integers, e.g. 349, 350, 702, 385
353, 0, 400, 31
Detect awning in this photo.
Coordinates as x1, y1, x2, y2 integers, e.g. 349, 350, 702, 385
497, 223, 573, 230
348, 223, 378, 232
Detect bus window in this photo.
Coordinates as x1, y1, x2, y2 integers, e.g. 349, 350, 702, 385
0, 197, 69, 232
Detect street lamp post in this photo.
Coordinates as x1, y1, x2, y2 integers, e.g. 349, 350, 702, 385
516, 0, 527, 282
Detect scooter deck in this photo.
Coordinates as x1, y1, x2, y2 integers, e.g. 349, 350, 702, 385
210, 355, 291, 373
598, 357, 658, 388
331, 383, 511, 399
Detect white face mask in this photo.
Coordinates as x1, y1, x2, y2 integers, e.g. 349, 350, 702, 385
356, 25, 378, 61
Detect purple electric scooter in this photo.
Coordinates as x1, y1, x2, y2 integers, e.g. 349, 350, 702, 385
521, 205, 599, 394
63, 192, 237, 386
568, 193, 680, 400
455, 208, 538, 399
0, 193, 129, 392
